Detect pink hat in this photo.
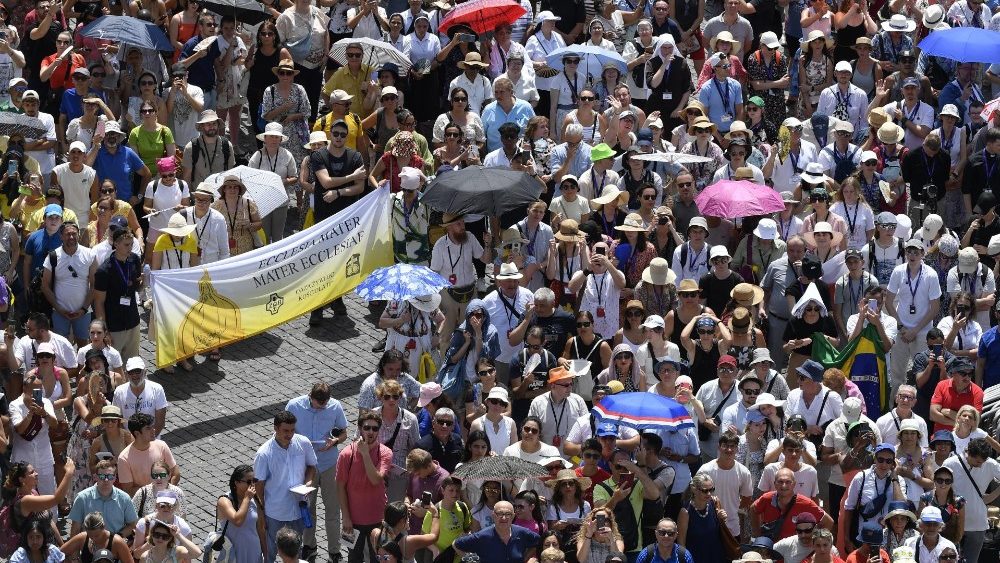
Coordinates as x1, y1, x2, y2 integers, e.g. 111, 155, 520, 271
156, 157, 177, 174
417, 382, 442, 408
37, 342, 56, 355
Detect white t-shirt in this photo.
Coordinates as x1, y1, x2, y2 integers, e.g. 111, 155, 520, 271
527, 393, 589, 456
758, 461, 819, 498
144, 179, 191, 234
544, 500, 591, 523
548, 196, 591, 224
945, 265, 996, 328
53, 162, 97, 222
13, 333, 77, 371
882, 101, 936, 151
26, 111, 57, 174
844, 468, 908, 529
830, 201, 875, 250
886, 263, 943, 330
936, 315, 982, 353
44, 245, 97, 312
76, 343, 124, 370
783, 387, 844, 431
953, 428, 987, 458
698, 459, 753, 536
764, 438, 817, 463
113, 380, 169, 422
566, 412, 639, 445
943, 455, 1000, 532
874, 409, 930, 448
430, 234, 484, 288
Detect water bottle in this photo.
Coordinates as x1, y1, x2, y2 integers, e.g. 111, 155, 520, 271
142, 264, 152, 307
299, 500, 313, 528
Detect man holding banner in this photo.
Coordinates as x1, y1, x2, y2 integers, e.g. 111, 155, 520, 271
308, 118, 367, 325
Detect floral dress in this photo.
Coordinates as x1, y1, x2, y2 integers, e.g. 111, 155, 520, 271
737, 435, 766, 495
261, 84, 311, 164
745, 51, 788, 126
66, 400, 101, 501
680, 140, 726, 191
803, 56, 829, 107
383, 300, 437, 368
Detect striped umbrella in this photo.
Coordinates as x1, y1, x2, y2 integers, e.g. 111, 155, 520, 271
592, 392, 695, 432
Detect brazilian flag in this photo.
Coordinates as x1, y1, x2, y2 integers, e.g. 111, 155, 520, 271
812, 324, 889, 420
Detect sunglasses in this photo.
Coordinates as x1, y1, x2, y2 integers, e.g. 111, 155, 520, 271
719, 367, 737, 373
742, 388, 761, 395
452, 97, 467, 102
522, 426, 539, 434
697, 329, 714, 335
580, 96, 596, 102
140, 80, 157, 86
151, 472, 168, 479
259, 31, 275, 36
617, 353, 634, 360
934, 477, 953, 484
382, 394, 401, 400
362, 425, 380, 432
563, 58, 580, 64
477, 368, 496, 376
875, 456, 895, 464
863, 160, 877, 166
583, 452, 601, 459
577, 321, 592, 328
330, 131, 348, 138
698, 487, 715, 494
796, 526, 815, 534
96, 473, 116, 481
278, 70, 296, 76
656, 529, 678, 537
153, 532, 172, 541
140, 109, 156, 115
92, 73, 106, 78
435, 419, 454, 426
346, 52, 363, 59
382, 95, 398, 101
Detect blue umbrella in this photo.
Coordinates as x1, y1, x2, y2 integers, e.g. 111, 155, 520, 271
545, 45, 627, 83
81, 16, 173, 52
918, 27, 1000, 64
355, 264, 451, 302
592, 392, 695, 432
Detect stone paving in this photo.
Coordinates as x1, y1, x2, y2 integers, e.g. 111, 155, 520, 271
140, 295, 381, 560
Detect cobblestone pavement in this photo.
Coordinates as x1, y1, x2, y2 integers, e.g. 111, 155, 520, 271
141, 294, 381, 560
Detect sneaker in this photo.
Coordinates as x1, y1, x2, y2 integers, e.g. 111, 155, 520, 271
371, 335, 386, 353
309, 311, 323, 326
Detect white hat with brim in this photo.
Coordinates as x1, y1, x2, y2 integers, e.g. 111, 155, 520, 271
923, 4, 950, 30
802, 221, 845, 248
882, 13, 917, 33
641, 258, 676, 285
800, 164, 830, 185
197, 110, 220, 125
805, 29, 834, 49
754, 219, 778, 240
709, 31, 741, 53
304, 131, 329, 149
160, 213, 197, 238
590, 185, 630, 209
614, 213, 647, 232
407, 293, 442, 313
750, 392, 784, 409
495, 262, 524, 280
536, 10, 561, 22
256, 121, 289, 142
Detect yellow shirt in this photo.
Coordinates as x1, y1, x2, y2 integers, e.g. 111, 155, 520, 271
25, 207, 78, 234
153, 233, 198, 269
311, 112, 364, 151
321, 65, 375, 117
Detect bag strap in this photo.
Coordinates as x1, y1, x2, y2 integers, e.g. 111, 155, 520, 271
710, 384, 736, 419
385, 421, 402, 449
212, 495, 230, 550
814, 391, 829, 427
957, 457, 984, 498
139, 487, 147, 516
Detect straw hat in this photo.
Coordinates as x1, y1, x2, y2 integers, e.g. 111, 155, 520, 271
683, 99, 707, 117
272, 59, 300, 77
805, 29, 834, 49
881, 501, 917, 526
677, 279, 699, 293
642, 257, 676, 285
458, 52, 489, 70
730, 282, 764, 306
687, 116, 716, 136
878, 122, 905, 144
159, 213, 197, 238
193, 183, 216, 200
709, 31, 741, 52
500, 226, 528, 246
868, 107, 889, 129
408, 293, 442, 313
553, 219, 585, 242
614, 213, 647, 232
216, 175, 246, 197
550, 469, 592, 491
590, 185, 629, 210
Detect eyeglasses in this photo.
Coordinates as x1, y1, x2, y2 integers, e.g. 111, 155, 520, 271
477, 368, 496, 377
101, 188, 116, 194
151, 472, 168, 479
875, 456, 895, 464
863, 160, 877, 166
278, 70, 296, 76
259, 31, 275, 36
96, 473, 116, 481
698, 487, 715, 494
156, 503, 173, 509
642, 194, 656, 200
626, 310, 644, 317
444, 132, 462, 138
362, 425, 380, 432
742, 388, 761, 395
522, 426, 539, 434
694, 127, 711, 134
679, 292, 699, 298
376, 555, 393, 561
717, 63, 731, 69
719, 367, 737, 373
201, 22, 217, 27
381, 394, 401, 400
896, 394, 915, 401
878, 224, 897, 229
934, 477, 953, 484
330, 131, 348, 139
835, 131, 851, 137
382, 95, 398, 101
938, 555, 957, 561
494, 511, 514, 518
140, 109, 156, 115
796, 526, 815, 534
435, 419, 454, 426
140, 80, 157, 86
577, 321, 592, 328
617, 353, 634, 360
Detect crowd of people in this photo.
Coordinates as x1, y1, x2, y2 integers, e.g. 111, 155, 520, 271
0, 0, 1000, 562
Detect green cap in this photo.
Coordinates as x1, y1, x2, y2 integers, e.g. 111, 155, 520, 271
748, 96, 765, 107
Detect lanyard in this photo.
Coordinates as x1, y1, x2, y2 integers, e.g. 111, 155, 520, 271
498, 292, 520, 327
523, 223, 539, 257
906, 266, 922, 303
594, 272, 607, 307
199, 139, 219, 172
942, 127, 956, 153
401, 196, 417, 230
962, 270, 978, 295
113, 256, 132, 288
687, 242, 705, 272
222, 197, 241, 232
263, 148, 279, 173
904, 101, 921, 123
843, 202, 859, 235
789, 150, 801, 173
591, 168, 607, 197
549, 396, 568, 436
924, 151, 937, 179
984, 150, 998, 185
599, 211, 616, 235
446, 241, 464, 273
713, 78, 732, 114
564, 70, 579, 104
846, 274, 863, 314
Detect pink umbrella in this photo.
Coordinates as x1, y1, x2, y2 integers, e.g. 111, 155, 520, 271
695, 180, 786, 219
438, 0, 527, 35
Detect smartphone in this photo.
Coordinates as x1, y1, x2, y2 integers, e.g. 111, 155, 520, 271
32, 388, 43, 405
595, 246, 606, 255
867, 299, 877, 312
456, 33, 476, 43
95, 119, 105, 139
0, 30, 7, 41
7, 315, 17, 334
595, 513, 609, 528
7, 160, 15, 177
619, 472, 635, 488
421, 491, 432, 506
932, 343, 943, 357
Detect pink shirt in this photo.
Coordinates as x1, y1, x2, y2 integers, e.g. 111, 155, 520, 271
118, 440, 176, 487
335, 441, 393, 526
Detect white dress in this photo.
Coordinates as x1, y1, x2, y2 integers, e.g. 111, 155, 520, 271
383, 300, 437, 368
578, 271, 621, 340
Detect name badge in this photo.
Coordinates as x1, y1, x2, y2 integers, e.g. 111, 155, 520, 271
721, 114, 733, 123
663, 92, 672, 100
119, 297, 132, 306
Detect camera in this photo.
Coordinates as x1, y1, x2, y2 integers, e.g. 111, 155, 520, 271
912, 183, 941, 204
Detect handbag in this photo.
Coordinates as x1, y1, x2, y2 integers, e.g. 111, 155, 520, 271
286, 13, 315, 61
759, 493, 796, 541
202, 496, 235, 563
718, 513, 742, 559
416, 351, 436, 384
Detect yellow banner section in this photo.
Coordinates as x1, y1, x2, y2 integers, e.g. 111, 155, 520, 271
150, 185, 393, 367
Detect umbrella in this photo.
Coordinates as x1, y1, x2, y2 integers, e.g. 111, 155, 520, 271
421, 166, 543, 217
329, 37, 411, 73
438, 0, 526, 35
918, 26, 1000, 64
592, 392, 694, 432
451, 456, 549, 481
204, 165, 287, 217
0, 112, 48, 139
355, 264, 451, 301
80, 16, 173, 51
631, 151, 714, 165
545, 45, 627, 82
198, 0, 271, 26
695, 179, 786, 219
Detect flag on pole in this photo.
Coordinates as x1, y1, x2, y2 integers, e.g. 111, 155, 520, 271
812, 324, 889, 420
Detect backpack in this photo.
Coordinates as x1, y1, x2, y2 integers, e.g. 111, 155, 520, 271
637, 542, 687, 563
867, 238, 904, 273
190, 137, 232, 178
0, 498, 24, 558
679, 242, 711, 276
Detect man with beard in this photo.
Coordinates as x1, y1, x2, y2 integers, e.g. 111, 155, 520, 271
181, 110, 236, 188
431, 214, 492, 352
86, 121, 150, 205
336, 410, 393, 563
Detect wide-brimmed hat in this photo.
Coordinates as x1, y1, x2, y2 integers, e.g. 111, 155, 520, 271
550, 469, 591, 491
304, 131, 329, 149
754, 219, 778, 240
407, 293, 441, 313
709, 31, 741, 52
677, 279, 699, 293
197, 110, 220, 125
878, 122, 905, 144
272, 59, 300, 77
867, 107, 889, 129
256, 121, 288, 142
882, 13, 916, 32
923, 4, 950, 30
216, 175, 246, 196
882, 501, 917, 526
729, 306, 752, 331
500, 226, 528, 246
554, 219, 585, 242
751, 392, 784, 410
642, 258, 676, 285
780, 191, 799, 205
495, 262, 524, 280
590, 185, 629, 209
687, 116, 716, 136
193, 183, 216, 200
730, 283, 764, 306
615, 213, 647, 233
548, 366, 576, 385
749, 348, 774, 367
160, 213, 197, 237
441, 213, 465, 226
805, 29, 833, 49
417, 382, 443, 408
100, 405, 123, 419
803, 221, 845, 248
800, 162, 830, 184
458, 52, 489, 69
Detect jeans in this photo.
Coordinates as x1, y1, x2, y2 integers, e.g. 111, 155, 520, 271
52, 309, 91, 343
346, 523, 377, 563
264, 515, 304, 562
303, 465, 340, 557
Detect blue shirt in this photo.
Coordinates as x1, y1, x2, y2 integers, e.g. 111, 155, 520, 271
698, 77, 743, 133
481, 99, 535, 152
67, 485, 138, 534
24, 228, 63, 279
253, 433, 319, 521
654, 426, 700, 494
453, 525, 540, 563
59, 88, 88, 122
284, 395, 349, 472
179, 35, 222, 92
978, 326, 1000, 388
548, 142, 592, 186
93, 145, 146, 201
635, 544, 695, 563
417, 408, 462, 438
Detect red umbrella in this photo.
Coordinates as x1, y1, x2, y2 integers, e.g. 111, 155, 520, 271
695, 180, 786, 219
438, 0, 527, 35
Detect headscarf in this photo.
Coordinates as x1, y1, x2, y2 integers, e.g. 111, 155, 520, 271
654, 33, 678, 64
391, 131, 417, 158
790, 282, 829, 318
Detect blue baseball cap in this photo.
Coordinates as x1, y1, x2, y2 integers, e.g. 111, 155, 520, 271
874, 443, 896, 455
746, 409, 766, 424
44, 204, 62, 217
596, 422, 618, 437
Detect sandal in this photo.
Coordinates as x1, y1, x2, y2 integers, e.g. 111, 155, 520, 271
163, 365, 175, 374
179, 360, 194, 372
208, 351, 221, 362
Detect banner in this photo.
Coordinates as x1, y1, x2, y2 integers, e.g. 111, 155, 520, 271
812, 324, 889, 420
150, 185, 393, 367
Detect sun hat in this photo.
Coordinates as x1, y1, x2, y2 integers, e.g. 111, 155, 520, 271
878, 122, 905, 144
417, 382, 443, 408
407, 293, 442, 313
68, 141, 87, 153
831, 120, 855, 134
741, 537, 781, 560
499, 227, 528, 247
782, 116, 803, 129
805, 28, 833, 49
930, 430, 954, 447
458, 51, 489, 69
590, 184, 629, 209
804, 221, 845, 248
100, 405, 123, 419
730, 282, 764, 306
754, 218, 778, 240
868, 107, 889, 129
304, 131, 329, 149
710, 246, 731, 260
614, 213, 647, 232
193, 183, 216, 201
216, 175, 246, 197
940, 104, 960, 119
495, 262, 524, 280
159, 213, 197, 238
687, 116, 716, 136
688, 216, 709, 232
155, 490, 178, 505
747, 95, 765, 108
540, 456, 573, 470
641, 257, 676, 285
729, 307, 752, 332
398, 166, 425, 191
854, 36, 873, 48
857, 521, 885, 545
709, 31, 741, 52
590, 143, 615, 161
677, 279, 699, 293
796, 359, 825, 382
800, 162, 830, 184
946, 355, 975, 374
745, 409, 766, 424
548, 366, 576, 385
551, 468, 592, 490
781, 191, 799, 204
882, 501, 917, 526
882, 13, 916, 32
733, 166, 755, 180
554, 219, 585, 242
923, 4, 950, 30
751, 392, 784, 410
486, 386, 509, 405
749, 348, 774, 367
256, 121, 288, 142
103, 120, 124, 137
843, 396, 864, 423
272, 59, 300, 77
441, 212, 465, 226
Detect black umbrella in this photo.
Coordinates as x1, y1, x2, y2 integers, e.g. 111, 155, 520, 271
0, 112, 48, 139
421, 166, 543, 217
199, 0, 271, 25
450, 456, 549, 481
